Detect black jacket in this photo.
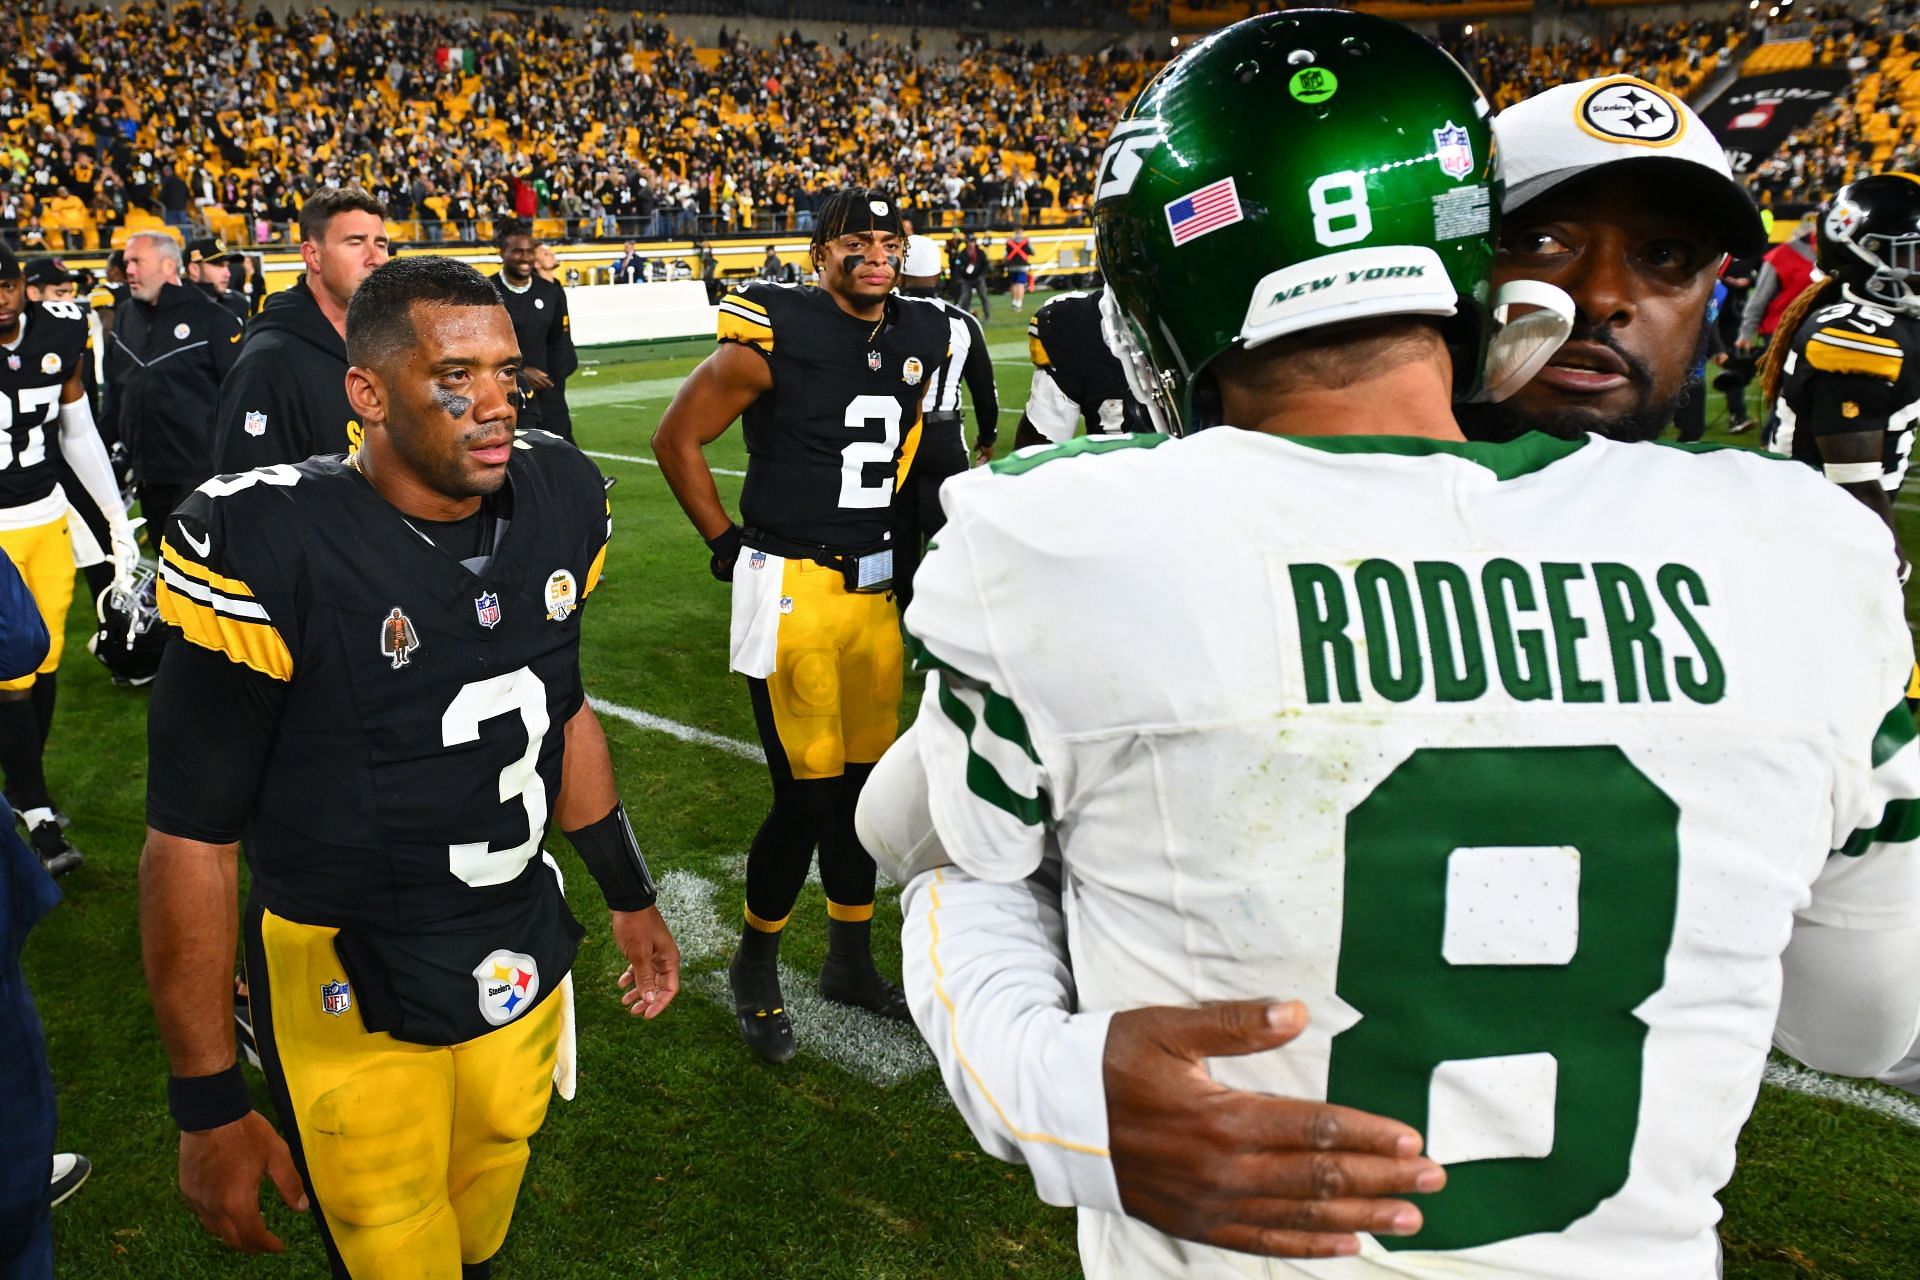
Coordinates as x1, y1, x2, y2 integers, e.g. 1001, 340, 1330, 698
213, 278, 356, 473
109, 281, 245, 485
196, 279, 251, 325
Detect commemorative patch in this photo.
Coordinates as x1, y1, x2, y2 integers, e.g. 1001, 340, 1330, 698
902, 356, 924, 386
473, 949, 539, 1026
545, 568, 578, 621
40, 352, 61, 376
244, 410, 268, 437
474, 591, 502, 629
380, 606, 419, 669
321, 979, 352, 1017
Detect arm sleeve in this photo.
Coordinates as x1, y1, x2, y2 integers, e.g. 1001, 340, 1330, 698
57, 396, 130, 534
550, 285, 578, 382
0, 552, 50, 681
1023, 368, 1082, 445
155, 495, 297, 682
144, 635, 286, 842
1740, 264, 1781, 342
961, 313, 999, 445
900, 859, 1122, 1212
716, 285, 775, 357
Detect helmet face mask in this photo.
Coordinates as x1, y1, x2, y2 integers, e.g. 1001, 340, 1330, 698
1093, 9, 1505, 435
89, 564, 168, 687
1818, 175, 1920, 318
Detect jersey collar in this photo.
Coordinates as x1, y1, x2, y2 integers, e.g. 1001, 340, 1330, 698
1272, 430, 1591, 481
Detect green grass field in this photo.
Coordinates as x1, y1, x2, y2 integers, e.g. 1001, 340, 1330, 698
29, 292, 1920, 1277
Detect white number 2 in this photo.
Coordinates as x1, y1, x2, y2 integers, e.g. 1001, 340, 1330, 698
443, 667, 550, 888
839, 394, 903, 509
1309, 172, 1373, 248
0, 385, 61, 470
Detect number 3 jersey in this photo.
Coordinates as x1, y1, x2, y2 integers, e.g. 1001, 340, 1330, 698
153, 431, 611, 1043
0, 301, 90, 520
718, 282, 949, 551
1770, 295, 1920, 490
904, 431, 1920, 1278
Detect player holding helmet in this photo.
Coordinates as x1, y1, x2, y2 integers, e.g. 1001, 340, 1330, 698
860, 12, 1920, 1276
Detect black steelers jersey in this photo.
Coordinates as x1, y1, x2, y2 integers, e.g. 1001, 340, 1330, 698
1772, 297, 1920, 491
719, 283, 950, 550
1027, 288, 1154, 437
0, 300, 90, 508
156, 429, 612, 935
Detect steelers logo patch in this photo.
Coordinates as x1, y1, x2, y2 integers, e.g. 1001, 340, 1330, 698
1577, 79, 1682, 146
40, 353, 61, 375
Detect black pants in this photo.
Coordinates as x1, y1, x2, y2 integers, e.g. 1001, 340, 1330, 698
1673, 377, 1708, 443
953, 277, 990, 320
893, 417, 969, 608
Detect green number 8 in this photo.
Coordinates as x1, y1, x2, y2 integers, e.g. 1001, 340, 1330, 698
1327, 746, 1680, 1251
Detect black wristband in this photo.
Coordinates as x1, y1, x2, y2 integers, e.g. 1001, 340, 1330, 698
168, 1064, 252, 1132
705, 523, 744, 582
565, 801, 658, 912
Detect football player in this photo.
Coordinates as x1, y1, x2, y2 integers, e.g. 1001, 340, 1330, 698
140, 257, 679, 1279
1013, 287, 1155, 448
862, 13, 1920, 1274
652, 188, 949, 1063
0, 246, 138, 873
894, 236, 998, 604
1760, 173, 1920, 558
492, 220, 577, 441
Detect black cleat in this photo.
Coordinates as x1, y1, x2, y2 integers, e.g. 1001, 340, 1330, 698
49, 1153, 91, 1208
729, 951, 796, 1064
28, 820, 82, 878
818, 957, 912, 1022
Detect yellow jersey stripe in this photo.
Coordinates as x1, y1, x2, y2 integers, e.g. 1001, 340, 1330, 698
584, 539, 608, 597
725, 293, 770, 317
1817, 326, 1902, 350
160, 539, 256, 599
1805, 338, 1904, 381
157, 581, 293, 681
1028, 332, 1052, 369
717, 309, 775, 349
926, 871, 1111, 1159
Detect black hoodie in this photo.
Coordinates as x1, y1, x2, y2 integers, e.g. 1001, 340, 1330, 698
213, 277, 358, 473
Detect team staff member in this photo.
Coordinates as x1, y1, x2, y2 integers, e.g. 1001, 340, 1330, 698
214, 188, 390, 473
186, 238, 250, 324
140, 257, 680, 1278
1759, 173, 1920, 552
652, 189, 948, 1064
1014, 287, 1156, 448
492, 221, 576, 441
108, 231, 244, 531
1003, 225, 1034, 312
0, 246, 138, 875
893, 236, 997, 604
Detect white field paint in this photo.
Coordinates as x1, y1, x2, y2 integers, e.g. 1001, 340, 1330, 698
581, 448, 748, 479
1762, 1058, 1920, 1130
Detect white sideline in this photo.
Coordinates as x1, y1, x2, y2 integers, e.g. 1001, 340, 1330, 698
583, 448, 747, 478
587, 696, 763, 761
1762, 1058, 1920, 1130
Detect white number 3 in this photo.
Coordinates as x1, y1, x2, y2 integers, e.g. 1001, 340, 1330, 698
1309, 172, 1373, 248
443, 667, 550, 888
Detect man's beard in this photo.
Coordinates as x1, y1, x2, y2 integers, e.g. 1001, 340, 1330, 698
1458, 317, 1711, 445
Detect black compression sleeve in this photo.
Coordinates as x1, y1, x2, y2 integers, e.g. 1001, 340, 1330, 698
145, 639, 287, 843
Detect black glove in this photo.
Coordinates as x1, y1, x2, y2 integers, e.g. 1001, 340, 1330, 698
706, 523, 744, 582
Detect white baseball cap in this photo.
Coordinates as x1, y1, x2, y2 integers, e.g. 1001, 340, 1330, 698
901, 235, 942, 278
1495, 75, 1768, 256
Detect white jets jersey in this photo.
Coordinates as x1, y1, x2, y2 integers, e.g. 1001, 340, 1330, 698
903, 429, 1920, 1279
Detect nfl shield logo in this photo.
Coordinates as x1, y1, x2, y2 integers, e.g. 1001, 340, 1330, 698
749, 549, 766, 570
1433, 123, 1474, 180
320, 979, 352, 1017
474, 591, 502, 629
243, 410, 268, 437
867, 350, 883, 372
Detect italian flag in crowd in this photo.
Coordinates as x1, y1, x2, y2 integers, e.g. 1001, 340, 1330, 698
435, 46, 477, 72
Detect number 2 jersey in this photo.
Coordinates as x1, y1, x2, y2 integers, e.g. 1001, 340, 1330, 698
150, 431, 611, 1043
904, 430, 1920, 1278
1770, 295, 1920, 490
718, 282, 949, 551
0, 300, 90, 523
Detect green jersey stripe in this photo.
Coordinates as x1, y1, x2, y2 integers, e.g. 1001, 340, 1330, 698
908, 637, 1042, 765
935, 676, 1053, 827
1836, 795, 1920, 858
1873, 702, 1919, 769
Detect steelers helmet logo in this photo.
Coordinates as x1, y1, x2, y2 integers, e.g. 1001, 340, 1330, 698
1577, 79, 1682, 146
1826, 196, 1863, 242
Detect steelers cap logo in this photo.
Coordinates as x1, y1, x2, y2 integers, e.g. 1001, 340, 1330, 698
1577, 79, 1682, 146
869, 199, 891, 217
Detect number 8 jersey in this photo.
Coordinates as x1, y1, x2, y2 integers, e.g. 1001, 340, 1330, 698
153, 432, 611, 1040
719, 283, 949, 551
904, 430, 1920, 1278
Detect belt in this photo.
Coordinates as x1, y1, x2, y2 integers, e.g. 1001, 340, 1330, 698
923, 410, 963, 427
741, 525, 882, 567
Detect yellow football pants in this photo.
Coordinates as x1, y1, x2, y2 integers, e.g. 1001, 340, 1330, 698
245, 905, 561, 1279
0, 514, 73, 690
758, 555, 904, 780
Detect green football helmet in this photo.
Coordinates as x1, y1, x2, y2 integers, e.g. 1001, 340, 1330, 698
1094, 9, 1546, 434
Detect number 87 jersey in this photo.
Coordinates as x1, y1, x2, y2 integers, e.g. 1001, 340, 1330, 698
154, 431, 611, 933
905, 430, 1920, 1278
0, 300, 90, 509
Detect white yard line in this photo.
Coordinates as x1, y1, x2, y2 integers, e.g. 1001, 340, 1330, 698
1762, 1059, 1920, 1130
582, 449, 747, 479
587, 696, 762, 760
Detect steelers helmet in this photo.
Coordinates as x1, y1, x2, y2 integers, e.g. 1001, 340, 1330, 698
1094, 9, 1568, 434
1818, 173, 1920, 317
88, 565, 168, 687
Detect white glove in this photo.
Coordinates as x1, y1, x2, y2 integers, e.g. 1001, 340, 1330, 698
109, 516, 143, 597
